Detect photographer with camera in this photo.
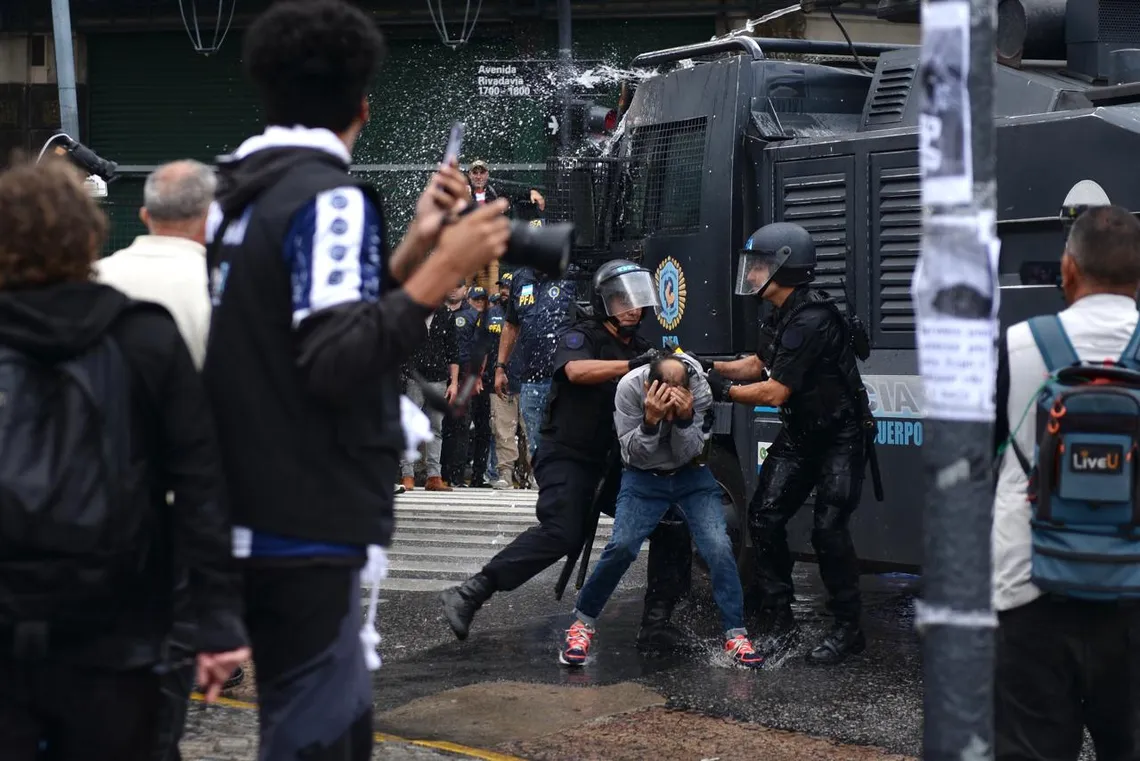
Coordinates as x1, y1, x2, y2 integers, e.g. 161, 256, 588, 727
201, 2, 509, 758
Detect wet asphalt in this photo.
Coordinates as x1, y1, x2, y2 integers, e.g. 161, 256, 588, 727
372, 561, 926, 756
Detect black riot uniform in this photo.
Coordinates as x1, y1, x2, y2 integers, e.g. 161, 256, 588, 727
440, 260, 693, 648
442, 301, 481, 485
713, 222, 876, 666
466, 288, 494, 488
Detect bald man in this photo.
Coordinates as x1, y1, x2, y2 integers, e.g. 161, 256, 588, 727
96, 159, 215, 369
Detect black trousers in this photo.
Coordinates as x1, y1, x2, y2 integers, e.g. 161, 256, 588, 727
469, 390, 492, 484
0, 656, 159, 760
481, 449, 693, 606
995, 596, 1140, 761
441, 411, 470, 484
748, 417, 865, 622
244, 565, 374, 761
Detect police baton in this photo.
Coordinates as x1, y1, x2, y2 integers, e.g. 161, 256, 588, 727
864, 421, 885, 502
575, 501, 602, 590
554, 481, 605, 601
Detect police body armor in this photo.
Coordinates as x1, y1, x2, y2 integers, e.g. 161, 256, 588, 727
760, 288, 884, 500
759, 290, 857, 430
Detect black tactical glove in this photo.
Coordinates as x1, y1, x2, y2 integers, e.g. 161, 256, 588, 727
628, 349, 661, 371
707, 369, 734, 403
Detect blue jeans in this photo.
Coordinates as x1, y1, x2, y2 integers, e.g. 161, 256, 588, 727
574, 465, 746, 637
519, 381, 551, 460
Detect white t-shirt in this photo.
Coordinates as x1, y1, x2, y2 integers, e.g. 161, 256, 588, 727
992, 293, 1139, 611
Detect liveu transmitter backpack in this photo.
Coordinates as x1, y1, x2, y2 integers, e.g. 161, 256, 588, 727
1015, 315, 1140, 601
0, 333, 145, 653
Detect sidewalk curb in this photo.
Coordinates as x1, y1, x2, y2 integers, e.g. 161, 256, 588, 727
189, 693, 524, 761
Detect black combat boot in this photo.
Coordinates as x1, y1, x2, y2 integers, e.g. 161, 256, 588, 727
440, 573, 494, 641
638, 516, 691, 652
636, 597, 685, 651
805, 619, 866, 665
755, 604, 800, 658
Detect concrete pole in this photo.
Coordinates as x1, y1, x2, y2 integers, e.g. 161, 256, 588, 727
51, 0, 81, 139
558, 0, 572, 154
912, 0, 999, 758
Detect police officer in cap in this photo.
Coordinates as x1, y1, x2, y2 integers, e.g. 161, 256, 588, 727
442, 260, 692, 648
703, 222, 870, 665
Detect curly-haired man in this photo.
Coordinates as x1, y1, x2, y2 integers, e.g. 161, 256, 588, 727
0, 158, 248, 760
202, 1, 510, 758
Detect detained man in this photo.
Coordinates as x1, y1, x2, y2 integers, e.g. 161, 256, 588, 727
559, 355, 763, 669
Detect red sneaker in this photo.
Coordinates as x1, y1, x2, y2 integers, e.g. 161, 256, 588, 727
725, 634, 765, 669
559, 621, 594, 667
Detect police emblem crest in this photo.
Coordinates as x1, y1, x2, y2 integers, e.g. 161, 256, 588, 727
654, 257, 687, 331
548, 286, 560, 298
455, 316, 467, 328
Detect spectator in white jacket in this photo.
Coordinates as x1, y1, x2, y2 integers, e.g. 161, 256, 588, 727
992, 205, 1140, 760
96, 160, 214, 369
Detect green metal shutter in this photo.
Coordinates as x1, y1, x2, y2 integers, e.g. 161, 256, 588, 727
87, 31, 261, 253
87, 31, 260, 166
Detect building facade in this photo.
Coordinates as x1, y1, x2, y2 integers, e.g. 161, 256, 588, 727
0, 0, 911, 248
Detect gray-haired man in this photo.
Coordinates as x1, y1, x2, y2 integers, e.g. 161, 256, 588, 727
95, 159, 223, 761
96, 159, 215, 369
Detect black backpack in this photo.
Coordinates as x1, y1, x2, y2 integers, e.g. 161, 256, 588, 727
0, 331, 146, 652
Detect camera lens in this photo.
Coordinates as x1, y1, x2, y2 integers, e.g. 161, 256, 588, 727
503, 221, 573, 278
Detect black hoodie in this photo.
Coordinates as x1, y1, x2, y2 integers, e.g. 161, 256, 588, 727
0, 282, 246, 667
204, 146, 430, 550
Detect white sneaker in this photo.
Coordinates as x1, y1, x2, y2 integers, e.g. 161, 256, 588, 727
492, 479, 511, 490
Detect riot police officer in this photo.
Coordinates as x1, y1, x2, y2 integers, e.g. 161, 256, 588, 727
441, 260, 693, 648
442, 289, 483, 486
704, 222, 871, 665
493, 266, 578, 464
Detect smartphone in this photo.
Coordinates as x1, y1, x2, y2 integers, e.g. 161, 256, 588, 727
443, 122, 465, 166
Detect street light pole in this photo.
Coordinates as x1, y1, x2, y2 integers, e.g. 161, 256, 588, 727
51, 0, 81, 139
911, 0, 1000, 758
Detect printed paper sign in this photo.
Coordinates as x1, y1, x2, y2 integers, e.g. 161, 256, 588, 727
917, 316, 997, 422
919, 0, 973, 205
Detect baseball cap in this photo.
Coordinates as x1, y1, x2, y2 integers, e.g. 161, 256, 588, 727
469, 287, 488, 299
469, 159, 489, 171
497, 272, 513, 285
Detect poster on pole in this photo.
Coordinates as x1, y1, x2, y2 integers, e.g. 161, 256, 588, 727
912, 215, 1000, 422
919, 1, 972, 205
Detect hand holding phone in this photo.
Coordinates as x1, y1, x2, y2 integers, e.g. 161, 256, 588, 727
443, 122, 465, 167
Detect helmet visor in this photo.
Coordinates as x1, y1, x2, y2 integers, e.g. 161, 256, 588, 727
734, 247, 790, 296
598, 270, 660, 317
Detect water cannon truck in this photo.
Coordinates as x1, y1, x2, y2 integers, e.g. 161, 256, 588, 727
544, 0, 1140, 579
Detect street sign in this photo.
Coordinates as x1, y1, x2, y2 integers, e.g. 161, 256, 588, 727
547, 115, 560, 136
474, 59, 604, 99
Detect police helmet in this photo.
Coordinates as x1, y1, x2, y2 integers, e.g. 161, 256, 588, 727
591, 259, 661, 320
735, 223, 816, 297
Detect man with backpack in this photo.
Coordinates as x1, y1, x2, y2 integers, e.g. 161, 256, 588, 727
0, 158, 248, 759
993, 205, 1140, 760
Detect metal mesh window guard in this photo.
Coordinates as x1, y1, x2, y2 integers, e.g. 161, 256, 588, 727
542, 118, 708, 280
625, 117, 707, 238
